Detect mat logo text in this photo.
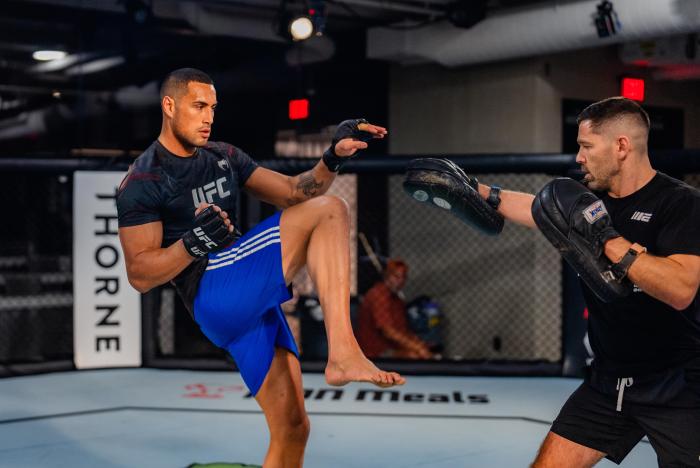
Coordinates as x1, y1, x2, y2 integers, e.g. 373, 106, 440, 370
257, 388, 489, 404
184, 384, 490, 404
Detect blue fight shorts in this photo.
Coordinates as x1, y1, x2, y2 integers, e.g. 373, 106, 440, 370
194, 211, 299, 395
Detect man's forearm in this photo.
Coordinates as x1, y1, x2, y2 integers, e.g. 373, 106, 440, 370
478, 183, 537, 228
605, 238, 697, 310
286, 160, 337, 206
126, 240, 193, 293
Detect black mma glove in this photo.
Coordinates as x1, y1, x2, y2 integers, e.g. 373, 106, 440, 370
182, 206, 240, 257
322, 118, 374, 172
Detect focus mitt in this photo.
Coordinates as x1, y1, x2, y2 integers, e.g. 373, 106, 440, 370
403, 158, 504, 236
531, 177, 632, 302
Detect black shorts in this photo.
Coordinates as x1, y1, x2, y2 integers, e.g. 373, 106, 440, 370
551, 380, 700, 466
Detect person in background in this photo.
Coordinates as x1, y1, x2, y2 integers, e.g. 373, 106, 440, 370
357, 259, 433, 359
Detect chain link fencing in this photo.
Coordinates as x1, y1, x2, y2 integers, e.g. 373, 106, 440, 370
0, 172, 74, 371
1, 158, 698, 375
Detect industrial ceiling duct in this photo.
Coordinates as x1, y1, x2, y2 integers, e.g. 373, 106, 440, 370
368, 0, 700, 67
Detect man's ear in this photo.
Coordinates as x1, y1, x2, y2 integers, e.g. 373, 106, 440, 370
616, 134, 632, 159
162, 95, 175, 118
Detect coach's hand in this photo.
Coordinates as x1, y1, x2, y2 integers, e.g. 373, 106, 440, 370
182, 203, 240, 257
322, 119, 387, 172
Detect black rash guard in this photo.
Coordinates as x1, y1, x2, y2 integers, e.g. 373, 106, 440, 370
116, 140, 259, 314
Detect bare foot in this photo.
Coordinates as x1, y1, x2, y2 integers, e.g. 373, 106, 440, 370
325, 354, 405, 388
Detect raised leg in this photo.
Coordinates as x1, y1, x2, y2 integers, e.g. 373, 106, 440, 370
279, 195, 405, 387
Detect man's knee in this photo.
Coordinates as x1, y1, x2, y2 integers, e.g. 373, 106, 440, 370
316, 194, 349, 219
274, 413, 311, 445
532, 432, 604, 468
284, 195, 349, 226
532, 432, 562, 468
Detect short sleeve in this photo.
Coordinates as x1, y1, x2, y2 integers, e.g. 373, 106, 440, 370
116, 170, 162, 227
208, 141, 259, 187
656, 188, 700, 257
231, 146, 259, 187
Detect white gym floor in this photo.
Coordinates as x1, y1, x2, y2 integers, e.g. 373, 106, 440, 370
0, 369, 657, 467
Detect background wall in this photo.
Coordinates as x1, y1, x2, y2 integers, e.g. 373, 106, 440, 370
389, 45, 700, 154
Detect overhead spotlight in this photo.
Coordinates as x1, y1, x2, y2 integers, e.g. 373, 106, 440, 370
290, 16, 314, 41
32, 50, 67, 61
278, 0, 327, 42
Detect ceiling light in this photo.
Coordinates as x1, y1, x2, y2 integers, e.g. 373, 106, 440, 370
289, 16, 314, 41
32, 50, 67, 61
64, 56, 125, 76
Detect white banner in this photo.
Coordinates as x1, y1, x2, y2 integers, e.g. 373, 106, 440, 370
73, 171, 141, 368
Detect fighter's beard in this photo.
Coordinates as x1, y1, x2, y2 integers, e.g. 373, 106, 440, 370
173, 128, 201, 154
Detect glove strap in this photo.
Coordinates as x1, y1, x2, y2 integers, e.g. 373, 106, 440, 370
183, 228, 211, 257
487, 185, 502, 210
321, 118, 372, 172
611, 243, 646, 281
322, 148, 345, 173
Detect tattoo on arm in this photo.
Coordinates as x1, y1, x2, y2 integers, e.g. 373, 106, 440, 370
297, 171, 323, 198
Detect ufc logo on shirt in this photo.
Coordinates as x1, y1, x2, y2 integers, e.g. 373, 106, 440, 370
192, 177, 230, 207
631, 211, 652, 222
193, 227, 218, 249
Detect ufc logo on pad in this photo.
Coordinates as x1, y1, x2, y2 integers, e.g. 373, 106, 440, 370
630, 211, 652, 222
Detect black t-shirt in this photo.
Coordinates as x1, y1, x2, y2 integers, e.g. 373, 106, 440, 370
584, 172, 700, 376
116, 140, 259, 314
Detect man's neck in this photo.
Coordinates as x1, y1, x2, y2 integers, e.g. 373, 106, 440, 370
158, 129, 195, 157
608, 156, 656, 198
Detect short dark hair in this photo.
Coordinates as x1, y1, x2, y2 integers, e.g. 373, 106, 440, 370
576, 97, 650, 133
160, 68, 213, 99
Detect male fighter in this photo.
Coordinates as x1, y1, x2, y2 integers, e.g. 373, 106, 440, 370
404, 97, 700, 467
117, 68, 404, 467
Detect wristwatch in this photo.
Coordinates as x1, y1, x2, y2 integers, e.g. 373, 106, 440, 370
487, 185, 502, 210
611, 243, 647, 281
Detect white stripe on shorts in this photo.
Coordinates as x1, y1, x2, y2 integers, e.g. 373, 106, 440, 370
207, 232, 280, 266
213, 226, 280, 258
209, 229, 280, 265
205, 238, 281, 271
